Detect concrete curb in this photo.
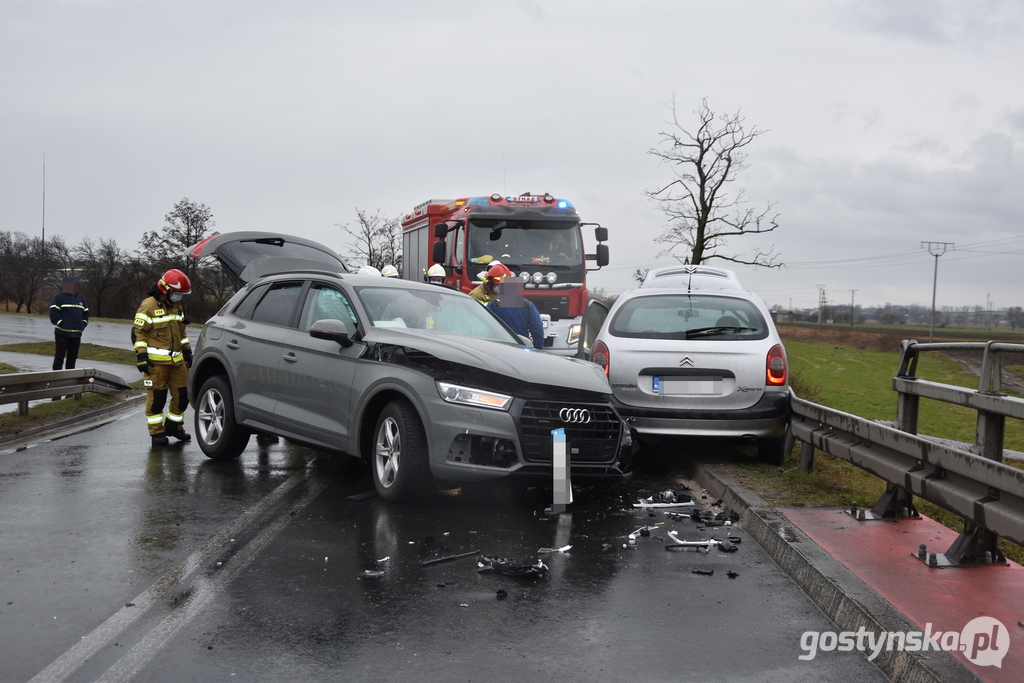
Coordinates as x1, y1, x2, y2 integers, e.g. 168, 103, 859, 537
692, 462, 981, 683
0, 393, 146, 449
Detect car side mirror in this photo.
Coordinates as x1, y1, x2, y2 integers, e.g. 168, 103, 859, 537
310, 318, 354, 348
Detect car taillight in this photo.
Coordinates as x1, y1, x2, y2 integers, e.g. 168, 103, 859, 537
766, 344, 787, 386
592, 340, 610, 376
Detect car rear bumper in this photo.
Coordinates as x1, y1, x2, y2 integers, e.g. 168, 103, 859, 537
612, 390, 790, 439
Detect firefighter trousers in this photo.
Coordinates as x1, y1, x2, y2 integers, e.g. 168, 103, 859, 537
144, 363, 189, 436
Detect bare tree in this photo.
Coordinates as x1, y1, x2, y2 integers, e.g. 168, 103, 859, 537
1008, 306, 1024, 330
337, 209, 402, 271
76, 237, 129, 318
0, 231, 50, 313
646, 97, 781, 267
138, 197, 215, 284
632, 267, 650, 285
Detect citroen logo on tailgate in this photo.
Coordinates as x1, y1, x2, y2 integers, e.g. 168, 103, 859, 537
560, 408, 591, 424
680, 357, 695, 367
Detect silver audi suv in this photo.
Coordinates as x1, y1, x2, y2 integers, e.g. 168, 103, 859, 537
186, 232, 632, 501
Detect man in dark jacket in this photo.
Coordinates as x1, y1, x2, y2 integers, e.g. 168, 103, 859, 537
49, 276, 89, 370
486, 278, 545, 350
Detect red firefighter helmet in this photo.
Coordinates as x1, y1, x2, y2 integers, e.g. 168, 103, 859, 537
484, 263, 513, 285
158, 269, 192, 296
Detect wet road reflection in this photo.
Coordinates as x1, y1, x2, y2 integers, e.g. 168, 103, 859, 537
2, 416, 888, 683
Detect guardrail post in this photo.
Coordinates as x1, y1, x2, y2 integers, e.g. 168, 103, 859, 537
976, 342, 1006, 463
799, 440, 815, 473
895, 340, 920, 435
18, 400, 29, 416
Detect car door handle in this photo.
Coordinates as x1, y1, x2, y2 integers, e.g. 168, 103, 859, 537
226, 340, 240, 349
283, 352, 298, 363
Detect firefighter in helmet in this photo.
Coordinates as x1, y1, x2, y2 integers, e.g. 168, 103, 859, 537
380, 264, 399, 278
426, 263, 446, 284
133, 269, 193, 446
470, 263, 512, 304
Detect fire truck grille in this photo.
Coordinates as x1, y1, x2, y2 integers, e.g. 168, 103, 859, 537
518, 401, 620, 464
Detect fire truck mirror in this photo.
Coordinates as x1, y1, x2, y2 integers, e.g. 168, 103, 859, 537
433, 223, 449, 238
594, 226, 608, 242
596, 244, 609, 267
432, 240, 447, 264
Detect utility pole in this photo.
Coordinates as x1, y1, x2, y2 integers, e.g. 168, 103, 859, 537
816, 284, 826, 324
922, 241, 954, 342
849, 289, 858, 327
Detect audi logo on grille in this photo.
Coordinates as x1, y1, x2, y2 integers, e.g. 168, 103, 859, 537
559, 408, 591, 424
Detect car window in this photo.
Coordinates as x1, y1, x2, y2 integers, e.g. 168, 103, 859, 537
357, 286, 518, 342
249, 282, 304, 327
231, 284, 267, 319
299, 284, 358, 332
609, 294, 768, 340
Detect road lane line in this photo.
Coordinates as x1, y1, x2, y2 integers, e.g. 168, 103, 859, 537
28, 468, 311, 683
94, 477, 330, 683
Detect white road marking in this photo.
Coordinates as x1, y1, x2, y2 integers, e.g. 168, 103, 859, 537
28, 469, 321, 683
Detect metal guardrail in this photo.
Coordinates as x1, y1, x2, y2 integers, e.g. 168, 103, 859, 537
0, 368, 133, 416
789, 339, 1024, 566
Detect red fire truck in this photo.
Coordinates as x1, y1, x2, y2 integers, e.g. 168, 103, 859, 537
400, 192, 609, 354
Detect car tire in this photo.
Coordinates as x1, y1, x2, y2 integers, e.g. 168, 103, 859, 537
194, 375, 250, 460
372, 400, 430, 502
757, 435, 786, 466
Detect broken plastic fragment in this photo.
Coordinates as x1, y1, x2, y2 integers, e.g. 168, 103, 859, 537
633, 500, 695, 509
727, 571, 740, 579
692, 569, 714, 576
361, 570, 385, 578
496, 588, 508, 599
420, 550, 481, 567
537, 545, 572, 554
477, 556, 549, 577
377, 556, 390, 563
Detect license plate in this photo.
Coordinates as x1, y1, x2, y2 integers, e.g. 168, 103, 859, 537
653, 376, 722, 395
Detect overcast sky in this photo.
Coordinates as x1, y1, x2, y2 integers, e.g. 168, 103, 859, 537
3, 0, 1022, 311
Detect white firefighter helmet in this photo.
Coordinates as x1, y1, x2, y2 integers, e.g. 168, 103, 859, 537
381, 264, 399, 278
357, 265, 382, 277
426, 264, 446, 282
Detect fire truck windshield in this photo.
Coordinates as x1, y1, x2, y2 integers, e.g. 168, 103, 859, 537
467, 220, 583, 269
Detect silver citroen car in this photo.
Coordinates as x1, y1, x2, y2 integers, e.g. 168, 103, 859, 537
577, 265, 789, 463
186, 232, 631, 502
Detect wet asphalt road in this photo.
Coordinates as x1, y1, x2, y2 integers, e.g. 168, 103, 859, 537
0, 408, 890, 683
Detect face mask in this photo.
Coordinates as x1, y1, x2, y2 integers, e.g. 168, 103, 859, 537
169, 292, 183, 303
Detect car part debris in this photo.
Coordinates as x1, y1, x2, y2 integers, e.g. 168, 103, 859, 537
360, 570, 385, 578
727, 536, 742, 544
420, 550, 481, 567
345, 491, 377, 502
377, 556, 390, 563
478, 556, 549, 577
496, 588, 508, 599
601, 543, 614, 552
665, 530, 738, 552
711, 498, 723, 506
715, 507, 740, 522
727, 571, 740, 579
692, 569, 714, 576
633, 499, 695, 509
537, 545, 572, 554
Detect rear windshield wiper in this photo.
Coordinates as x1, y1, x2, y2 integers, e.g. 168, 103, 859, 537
685, 326, 756, 338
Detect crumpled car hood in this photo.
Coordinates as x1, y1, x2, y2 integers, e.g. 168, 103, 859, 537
362, 327, 611, 395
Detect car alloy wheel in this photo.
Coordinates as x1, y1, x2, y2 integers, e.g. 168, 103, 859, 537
375, 416, 401, 489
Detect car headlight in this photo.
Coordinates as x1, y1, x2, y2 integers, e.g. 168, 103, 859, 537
436, 381, 513, 411
567, 323, 581, 346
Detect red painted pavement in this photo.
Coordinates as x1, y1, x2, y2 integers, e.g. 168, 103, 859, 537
782, 508, 1024, 682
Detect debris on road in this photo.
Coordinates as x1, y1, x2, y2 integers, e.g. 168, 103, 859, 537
478, 556, 549, 577
420, 550, 481, 567
537, 545, 572, 554
727, 571, 740, 579
692, 569, 714, 576
360, 570, 385, 579
345, 491, 377, 502
665, 530, 739, 553
496, 588, 508, 599
715, 508, 740, 523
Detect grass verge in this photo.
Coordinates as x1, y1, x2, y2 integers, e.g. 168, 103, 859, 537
0, 390, 142, 438
0, 341, 136, 365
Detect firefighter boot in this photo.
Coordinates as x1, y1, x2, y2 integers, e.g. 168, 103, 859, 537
151, 433, 169, 447
165, 421, 192, 443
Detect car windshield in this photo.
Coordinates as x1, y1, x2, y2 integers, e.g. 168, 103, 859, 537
609, 294, 769, 340
357, 286, 519, 342
467, 220, 583, 269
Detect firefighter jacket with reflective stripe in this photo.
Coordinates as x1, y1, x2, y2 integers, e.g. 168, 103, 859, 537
132, 295, 190, 364
49, 292, 89, 337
